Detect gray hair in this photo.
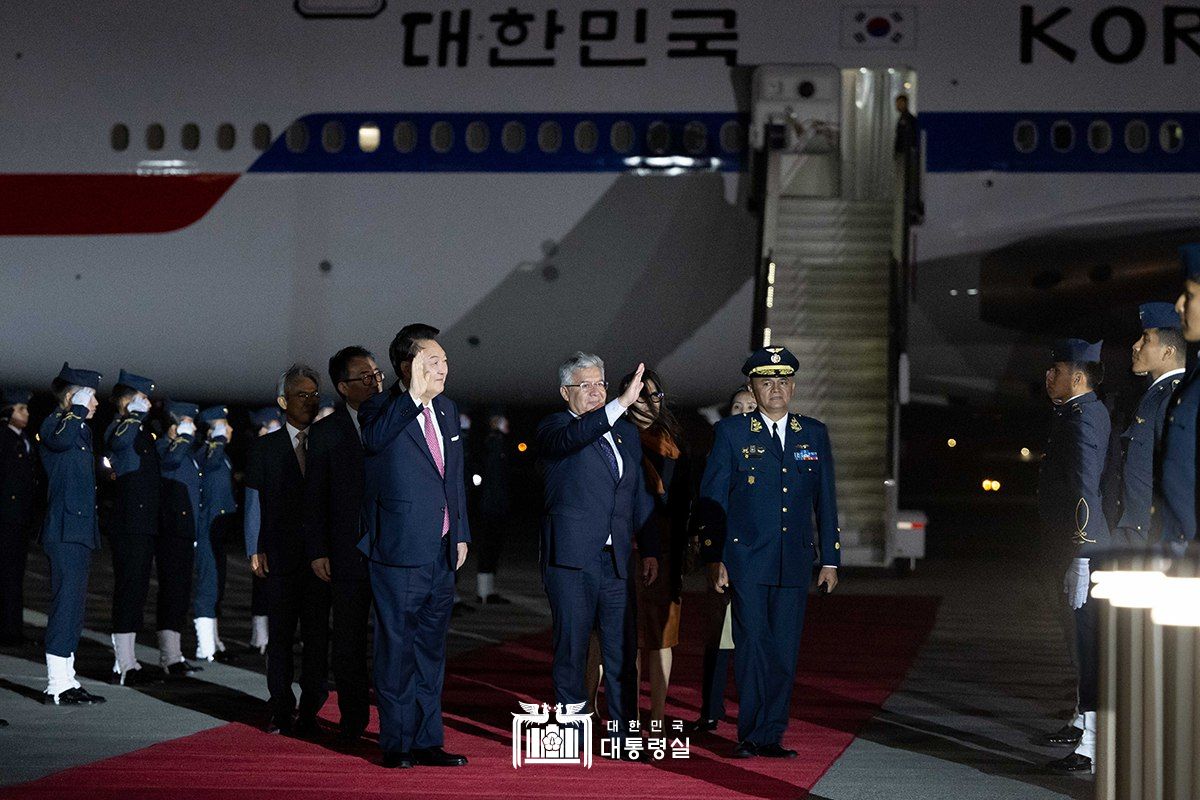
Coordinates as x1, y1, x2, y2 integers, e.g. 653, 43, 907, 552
558, 352, 605, 387
276, 363, 321, 397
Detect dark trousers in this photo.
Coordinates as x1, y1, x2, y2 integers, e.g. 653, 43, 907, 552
265, 568, 331, 722
1075, 595, 1099, 713
543, 548, 637, 734
475, 513, 506, 574
700, 646, 733, 721
155, 535, 194, 633
369, 548, 455, 753
110, 534, 155, 633
251, 573, 269, 616
192, 521, 220, 619
0, 521, 31, 641
730, 580, 809, 745
331, 577, 373, 731
43, 538, 92, 657
212, 516, 232, 618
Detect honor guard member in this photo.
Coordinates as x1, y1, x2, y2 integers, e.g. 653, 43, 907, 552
157, 401, 203, 675
1110, 304, 1186, 544
244, 406, 282, 653
40, 363, 106, 705
0, 388, 39, 646
1160, 244, 1200, 548
194, 406, 236, 663
1037, 339, 1111, 773
698, 346, 840, 759
104, 370, 160, 685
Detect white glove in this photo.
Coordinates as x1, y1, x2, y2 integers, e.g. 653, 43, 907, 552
177, 420, 197, 437
70, 387, 95, 407
210, 422, 228, 440
1064, 557, 1090, 610
127, 396, 151, 414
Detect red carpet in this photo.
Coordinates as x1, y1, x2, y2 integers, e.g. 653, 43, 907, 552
2, 594, 938, 799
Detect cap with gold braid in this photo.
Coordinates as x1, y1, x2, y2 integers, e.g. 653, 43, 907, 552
742, 346, 799, 377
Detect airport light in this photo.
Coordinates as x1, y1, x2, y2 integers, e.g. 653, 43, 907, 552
1151, 578, 1200, 626
946, 438, 956, 448
1091, 570, 1167, 608
517, 442, 528, 453
1020, 447, 1031, 459
471, 474, 482, 487
981, 479, 1001, 492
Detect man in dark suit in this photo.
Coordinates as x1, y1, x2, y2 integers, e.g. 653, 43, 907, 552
698, 346, 841, 759
358, 323, 470, 769
535, 353, 659, 759
0, 388, 38, 647
1160, 244, 1200, 548
303, 345, 383, 741
244, 364, 330, 736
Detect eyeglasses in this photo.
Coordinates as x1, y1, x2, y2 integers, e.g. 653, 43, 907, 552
564, 381, 608, 392
641, 390, 665, 401
290, 391, 320, 400
347, 370, 385, 386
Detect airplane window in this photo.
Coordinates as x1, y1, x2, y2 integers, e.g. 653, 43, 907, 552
358, 123, 380, 153
1160, 120, 1184, 153
574, 121, 598, 153
252, 123, 272, 151
286, 121, 310, 153
431, 121, 454, 153
216, 123, 236, 151
393, 121, 417, 153
1125, 120, 1149, 153
466, 121, 490, 153
322, 121, 345, 153
111, 123, 129, 151
501, 121, 526, 153
1087, 121, 1111, 153
538, 121, 562, 153
181, 123, 201, 151
647, 121, 671, 155
1012, 121, 1037, 153
610, 121, 635, 153
684, 121, 708, 155
1050, 121, 1074, 153
719, 120, 746, 154
145, 123, 165, 151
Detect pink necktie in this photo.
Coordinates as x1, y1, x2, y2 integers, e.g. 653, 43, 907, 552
422, 407, 449, 537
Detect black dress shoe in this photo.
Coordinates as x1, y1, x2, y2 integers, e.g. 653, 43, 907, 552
1048, 752, 1093, 772
451, 601, 476, 617
44, 687, 106, 706
265, 717, 293, 736
213, 650, 238, 664
382, 751, 415, 769
757, 743, 798, 759
163, 660, 203, 677
1038, 724, 1083, 746
114, 668, 159, 687
686, 718, 720, 733
731, 740, 757, 759
412, 746, 468, 766
0, 635, 26, 648
294, 716, 322, 738
477, 594, 513, 605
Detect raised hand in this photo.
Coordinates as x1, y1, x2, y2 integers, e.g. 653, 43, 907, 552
618, 362, 645, 409
410, 353, 432, 402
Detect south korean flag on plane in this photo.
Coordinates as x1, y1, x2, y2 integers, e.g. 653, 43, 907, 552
840, 6, 916, 48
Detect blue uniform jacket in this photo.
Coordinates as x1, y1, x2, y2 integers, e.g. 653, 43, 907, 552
104, 413, 160, 537
38, 404, 99, 549
357, 387, 470, 567
1111, 373, 1182, 543
157, 432, 200, 539
535, 406, 658, 579
1159, 363, 1200, 543
697, 412, 841, 587
197, 436, 236, 533
1037, 392, 1112, 553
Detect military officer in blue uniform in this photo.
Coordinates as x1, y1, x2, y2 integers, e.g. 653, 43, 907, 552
1160, 244, 1200, 547
0, 388, 39, 647
156, 401, 203, 675
194, 405, 237, 663
39, 363, 106, 705
1036, 339, 1111, 773
698, 346, 840, 759
104, 369, 161, 685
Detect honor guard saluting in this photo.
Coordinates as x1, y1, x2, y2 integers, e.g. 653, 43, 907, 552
244, 406, 283, 654
1110, 304, 1185, 544
104, 370, 160, 686
1036, 339, 1110, 773
39, 363, 106, 705
194, 406, 236, 663
0, 388, 39, 647
1160, 244, 1200, 547
157, 401, 203, 675
697, 346, 840, 759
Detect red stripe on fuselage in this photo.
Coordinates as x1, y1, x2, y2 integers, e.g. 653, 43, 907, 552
0, 173, 239, 235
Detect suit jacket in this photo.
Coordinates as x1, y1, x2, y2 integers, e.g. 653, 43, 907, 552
697, 412, 840, 587
1159, 363, 1200, 543
1037, 391, 1112, 555
38, 405, 99, 549
157, 433, 199, 540
197, 436, 237, 536
0, 425, 39, 531
357, 387, 470, 567
535, 405, 657, 579
303, 405, 368, 581
104, 414, 160, 537
243, 426, 309, 575
1110, 373, 1182, 543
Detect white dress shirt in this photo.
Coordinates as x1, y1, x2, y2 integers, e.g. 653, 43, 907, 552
409, 389, 445, 463
285, 422, 307, 451
346, 403, 363, 442
759, 411, 788, 449
1150, 367, 1186, 390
